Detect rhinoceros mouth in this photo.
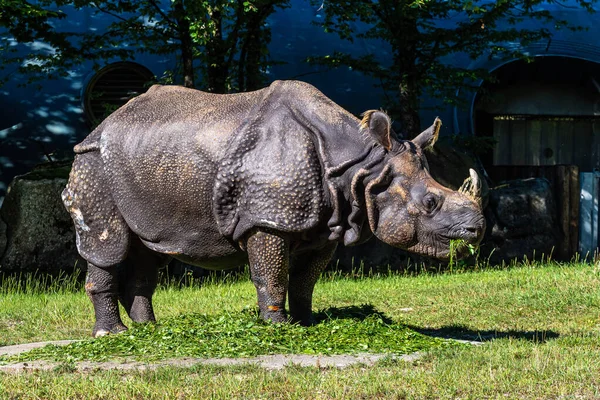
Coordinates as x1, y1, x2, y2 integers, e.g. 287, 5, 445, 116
412, 225, 483, 260
446, 214, 486, 242
447, 228, 481, 244
414, 242, 466, 261
437, 229, 484, 259
407, 241, 448, 260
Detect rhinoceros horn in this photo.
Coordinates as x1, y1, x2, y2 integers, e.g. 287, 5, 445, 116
459, 168, 482, 204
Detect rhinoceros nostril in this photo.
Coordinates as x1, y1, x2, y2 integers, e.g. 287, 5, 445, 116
461, 226, 482, 239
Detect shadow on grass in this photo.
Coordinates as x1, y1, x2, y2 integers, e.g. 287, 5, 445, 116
407, 325, 560, 344
312, 304, 560, 344
313, 304, 394, 324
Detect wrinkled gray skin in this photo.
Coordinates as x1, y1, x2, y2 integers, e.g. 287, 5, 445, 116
63, 81, 485, 336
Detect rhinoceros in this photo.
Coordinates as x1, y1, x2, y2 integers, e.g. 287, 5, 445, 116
63, 80, 485, 336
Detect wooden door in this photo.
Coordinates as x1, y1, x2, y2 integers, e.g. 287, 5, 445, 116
492, 115, 599, 171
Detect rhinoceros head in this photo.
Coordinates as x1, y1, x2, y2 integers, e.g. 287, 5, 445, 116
359, 111, 485, 260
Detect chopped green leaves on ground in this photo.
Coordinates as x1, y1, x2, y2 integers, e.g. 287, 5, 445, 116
2, 306, 457, 362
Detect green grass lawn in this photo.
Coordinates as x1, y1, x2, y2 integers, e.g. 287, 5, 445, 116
1, 262, 600, 398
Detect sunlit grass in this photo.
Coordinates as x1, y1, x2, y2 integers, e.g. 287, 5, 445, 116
2, 261, 600, 398
2, 262, 600, 345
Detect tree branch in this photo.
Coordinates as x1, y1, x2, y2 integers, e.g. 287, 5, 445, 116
90, 2, 131, 23
225, 0, 246, 68
147, 0, 178, 29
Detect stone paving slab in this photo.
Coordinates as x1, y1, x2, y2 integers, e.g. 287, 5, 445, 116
0, 339, 481, 373
0, 353, 424, 373
0, 340, 79, 357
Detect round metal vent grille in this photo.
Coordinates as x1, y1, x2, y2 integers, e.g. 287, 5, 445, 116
83, 62, 155, 126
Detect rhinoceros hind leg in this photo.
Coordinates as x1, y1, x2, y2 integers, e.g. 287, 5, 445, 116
288, 243, 337, 326
85, 262, 128, 337
246, 230, 289, 323
119, 239, 170, 323
63, 151, 130, 267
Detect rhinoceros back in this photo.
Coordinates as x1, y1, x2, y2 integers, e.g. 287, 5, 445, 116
91, 85, 261, 261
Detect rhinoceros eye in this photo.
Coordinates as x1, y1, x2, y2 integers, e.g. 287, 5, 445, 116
422, 193, 439, 213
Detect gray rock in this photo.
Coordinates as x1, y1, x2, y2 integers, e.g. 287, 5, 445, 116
0, 217, 6, 261
0, 162, 84, 274
480, 178, 561, 263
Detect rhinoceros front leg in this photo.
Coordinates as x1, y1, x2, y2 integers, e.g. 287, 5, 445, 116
118, 239, 170, 324
288, 242, 337, 326
246, 230, 289, 323
85, 263, 128, 337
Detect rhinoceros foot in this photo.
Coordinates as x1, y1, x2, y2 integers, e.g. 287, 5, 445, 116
92, 323, 128, 338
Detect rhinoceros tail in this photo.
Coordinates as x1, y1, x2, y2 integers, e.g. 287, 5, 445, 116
73, 142, 100, 154
73, 126, 103, 154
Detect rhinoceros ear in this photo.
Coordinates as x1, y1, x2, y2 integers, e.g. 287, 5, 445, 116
412, 117, 442, 150
360, 110, 393, 151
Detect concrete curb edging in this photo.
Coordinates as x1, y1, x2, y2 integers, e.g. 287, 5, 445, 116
0, 353, 419, 373
0, 339, 483, 373
0, 340, 80, 357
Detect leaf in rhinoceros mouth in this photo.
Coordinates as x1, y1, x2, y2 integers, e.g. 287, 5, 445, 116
448, 239, 479, 269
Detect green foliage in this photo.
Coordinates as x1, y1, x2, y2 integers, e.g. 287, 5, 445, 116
2, 262, 599, 358
2, 307, 456, 362
0, 0, 64, 42
0, 0, 289, 91
0, 0, 75, 86
311, 0, 597, 134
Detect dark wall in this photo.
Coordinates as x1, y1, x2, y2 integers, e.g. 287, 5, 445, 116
2, 0, 600, 202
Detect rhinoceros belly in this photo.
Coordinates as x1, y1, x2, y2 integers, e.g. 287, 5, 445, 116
102, 132, 243, 267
